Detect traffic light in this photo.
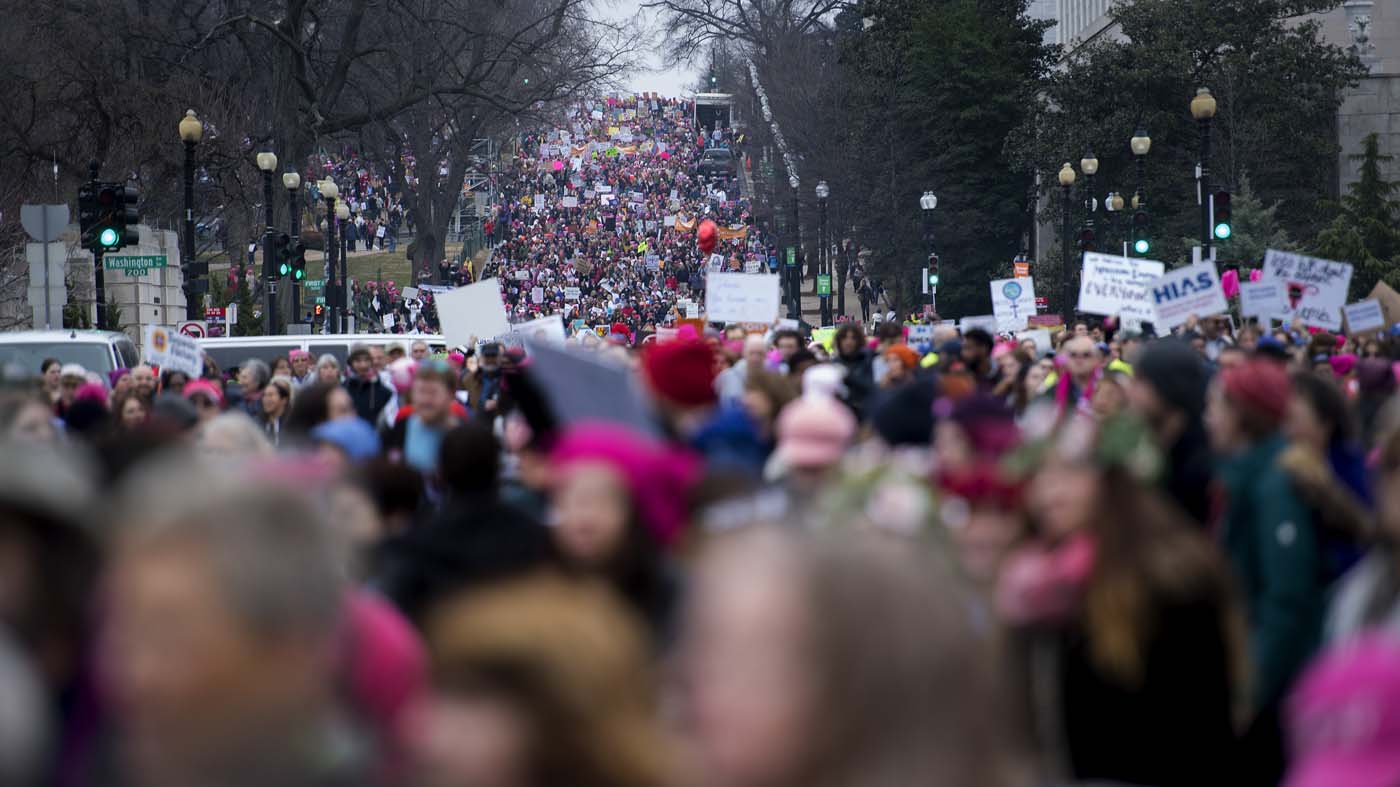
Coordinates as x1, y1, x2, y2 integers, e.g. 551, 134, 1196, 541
1131, 210, 1151, 255
1212, 191, 1232, 240
274, 233, 293, 277
95, 185, 122, 251
288, 241, 307, 281
928, 253, 940, 287
1077, 227, 1096, 253
77, 182, 99, 251
709, 74, 718, 89
116, 183, 140, 248
313, 303, 325, 319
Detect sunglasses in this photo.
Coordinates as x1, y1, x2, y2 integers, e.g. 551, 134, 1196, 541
1068, 351, 1097, 360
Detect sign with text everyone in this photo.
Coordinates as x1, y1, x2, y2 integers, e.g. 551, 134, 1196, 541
1077, 252, 1165, 321
1262, 249, 1353, 331
1146, 263, 1229, 330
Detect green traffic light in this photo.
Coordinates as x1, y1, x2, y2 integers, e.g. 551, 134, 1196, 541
929, 275, 940, 286
99, 227, 119, 248
1214, 223, 1232, 240
294, 268, 305, 281
279, 262, 291, 276
1134, 239, 1150, 254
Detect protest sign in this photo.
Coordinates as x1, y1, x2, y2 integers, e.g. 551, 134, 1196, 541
564, 286, 581, 301
908, 325, 935, 344
527, 342, 661, 436
436, 278, 511, 346
1238, 280, 1284, 320
960, 315, 1000, 334
561, 196, 578, 208
744, 259, 761, 274
1343, 300, 1385, 334
990, 277, 1036, 332
1371, 281, 1400, 329
1146, 263, 1228, 329
1016, 329, 1053, 357
1262, 249, 1353, 330
705, 272, 780, 324
508, 313, 567, 347
707, 253, 725, 272
531, 287, 544, 304
1077, 252, 1166, 321
686, 302, 701, 319
402, 286, 419, 301
143, 325, 204, 377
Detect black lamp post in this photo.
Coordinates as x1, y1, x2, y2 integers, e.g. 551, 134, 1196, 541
1130, 125, 1151, 206
283, 171, 301, 325
816, 180, 830, 326
919, 190, 938, 316
1058, 162, 1076, 319
1191, 88, 1217, 258
320, 178, 339, 333
788, 174, 801, 320
256, 150, 279, 335
178, 110, 203, 321
1080, 150, 1099, 237
337, 201, 350, 333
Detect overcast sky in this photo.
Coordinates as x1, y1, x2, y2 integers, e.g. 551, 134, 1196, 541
597, 1, 696, 97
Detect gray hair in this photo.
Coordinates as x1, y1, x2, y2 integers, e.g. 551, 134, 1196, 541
197, 413, 273, 458
316, 354, 340, 371
240, 358, 271, 390
115, 456, 345, 641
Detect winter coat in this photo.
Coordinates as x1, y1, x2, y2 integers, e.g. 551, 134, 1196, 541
344, 376, 392, 425
1219, 433, 1325, 710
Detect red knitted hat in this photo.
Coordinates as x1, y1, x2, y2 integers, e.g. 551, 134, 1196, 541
643, 338, 718, 408
1221, 358, 1291, 427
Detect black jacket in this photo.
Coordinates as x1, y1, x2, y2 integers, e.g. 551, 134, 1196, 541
343, 376, 391, 424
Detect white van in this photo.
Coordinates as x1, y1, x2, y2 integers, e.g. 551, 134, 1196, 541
198, 333, 448, 373
0, 330, 141, 376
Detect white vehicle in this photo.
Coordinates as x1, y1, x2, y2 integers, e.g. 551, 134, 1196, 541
197, 333, 448, 372
0, 330, 140, 376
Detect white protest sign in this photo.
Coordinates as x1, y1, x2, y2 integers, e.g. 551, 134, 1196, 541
1016, 330, 1053, 357
908, 325, 935, 343
531, 287, 544, 304
1343, 299, 1386, 334
436, 278, 512, 345
561, 196, 578, 208
144, 325, 204, 377
707, 253, 725, 272
509, 314, 567, 347
990, 277, 1037, 332
1146, 263, 1229, 330
960, 315, 1000, 334
686, 302, 701, 319
513, 270, 530, 281
564, 286, 581, 301
705, 272, 780, 324
383, 313, 396, 330
663, 215, 676, 227
1239, 280, 1285, 319
1077, 252, 1166, 321
744, 259, 761, 274
402, 286, 419, 301
533, 194, 545, 210
1263, 249, 1353, 330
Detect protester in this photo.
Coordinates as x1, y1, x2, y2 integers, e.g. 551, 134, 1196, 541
1129, 339, 1215, 525
345, 344, 393, 425
258, 375, 294, 446
384, 360, 466, 476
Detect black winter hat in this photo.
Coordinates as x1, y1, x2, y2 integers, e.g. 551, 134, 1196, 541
1135, 339, 1210, 420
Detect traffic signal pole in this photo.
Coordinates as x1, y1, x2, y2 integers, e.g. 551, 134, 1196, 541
261, 170, 277, 335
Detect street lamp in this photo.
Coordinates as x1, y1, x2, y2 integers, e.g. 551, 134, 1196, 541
255, 149, 279, 334
335, 200, 351, 334
1080, 150, 1099, 220
815, 180, 830, 325
1058, 162, 1076, 319
1191, 88, 1217, 257
320, 178, 339, 333
920, 190, 938, 317
283, 171, 301, 325
788, 173, 801, 319
178, 110, 203, 321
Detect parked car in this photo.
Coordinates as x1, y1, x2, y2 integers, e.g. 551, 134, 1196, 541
697, 148, 737, 180
0, 330, 140, 376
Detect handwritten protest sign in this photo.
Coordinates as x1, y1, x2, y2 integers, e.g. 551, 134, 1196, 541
1239, 280, 1285, 319
507, 314, 566, 347
436, 279, 511, 346
564, 286, 581, 301
144, 325, 203, 377
1146, 263, 1228, 329
1077, 252, 1165, 321
1262, 249, 1353, 330
705, 273, 780, 323
1343, 300, 1385, 334
990, 277, 1036, 332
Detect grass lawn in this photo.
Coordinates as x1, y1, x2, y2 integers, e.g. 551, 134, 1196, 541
344, 243, 464, 288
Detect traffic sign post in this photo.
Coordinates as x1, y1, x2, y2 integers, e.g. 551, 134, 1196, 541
177, 320, 207, 339
21, 204, 69, 330
816, 274, 831, 296
104, 254, 168, 277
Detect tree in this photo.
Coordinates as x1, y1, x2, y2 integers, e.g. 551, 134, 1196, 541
1181, 174, 1296, 268
1008, 0, 1366, 274
1312, 133, 1400, 298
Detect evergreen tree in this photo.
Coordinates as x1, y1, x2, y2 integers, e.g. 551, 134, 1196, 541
1183, 175, 1296, 268
1313, 133, 1400, 299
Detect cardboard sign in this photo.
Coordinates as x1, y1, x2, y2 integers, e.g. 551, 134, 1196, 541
1262, 249, 1353, 330
1146, 263, 1229, 329
509, 313, 567, 347
402, 286, 419, 301
436, 278, 512, 345
1343, 300, 1386, 334
990, 277, 1037, 332
1370, 281, 1400, 329
1077, 252, 1166, 321
1239, 280, 1285, 319
144, 325, 204, 377
564, 286, 581, 301
705, 272, 781, 324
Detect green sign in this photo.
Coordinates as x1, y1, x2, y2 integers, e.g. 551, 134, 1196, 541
817, 274, 832, 296
785, 246, 796, 266
302, 278, 325, 289
104, 254, 167, 276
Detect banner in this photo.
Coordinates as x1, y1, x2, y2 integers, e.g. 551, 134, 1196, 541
705, 272, 781, 323
1262, 249, 1353, 330
1077, 252, 1166, 321
144, 325, 204, 377
1146, 263, 1229, 329
990, 277, 1036, 332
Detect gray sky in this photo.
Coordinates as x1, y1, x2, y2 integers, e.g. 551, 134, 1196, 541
597, 0, 696, 97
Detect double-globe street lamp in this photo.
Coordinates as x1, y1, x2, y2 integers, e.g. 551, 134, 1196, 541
178, 110, 203, 320
255, 150, 279, 334
815, 180, 830, 326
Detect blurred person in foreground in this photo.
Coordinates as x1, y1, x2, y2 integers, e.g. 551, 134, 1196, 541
409, 573, 673, 787
99, 461, 374, 787
679, 527, 1017, 787
1128, 339, 1214, 526
997, 413, 1240, 785
1207, 357, 1325, 784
